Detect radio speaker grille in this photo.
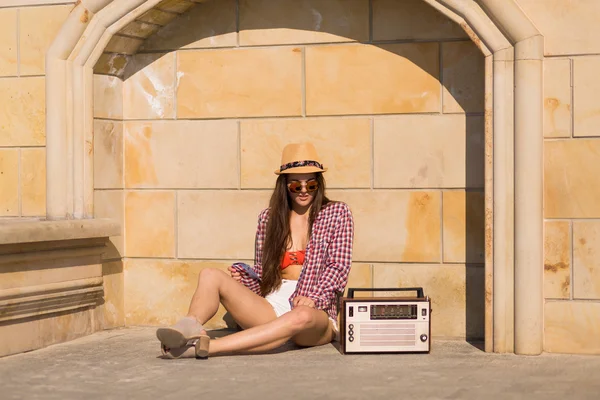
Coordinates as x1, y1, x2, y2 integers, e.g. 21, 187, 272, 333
358, 323, 416, 347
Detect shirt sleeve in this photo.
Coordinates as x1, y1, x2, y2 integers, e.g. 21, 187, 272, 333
232, 209, 268, 296
308, 203, 354, 311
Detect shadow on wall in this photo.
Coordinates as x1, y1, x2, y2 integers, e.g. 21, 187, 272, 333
99, 0, 486, 340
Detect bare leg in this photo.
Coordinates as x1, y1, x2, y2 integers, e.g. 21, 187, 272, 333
209, 306, 335, 356
186, 268, 277, 329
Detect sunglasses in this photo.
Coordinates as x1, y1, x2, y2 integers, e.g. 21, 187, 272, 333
287, 179, 319, 193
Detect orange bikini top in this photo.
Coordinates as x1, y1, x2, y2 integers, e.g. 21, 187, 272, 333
281, 250, 306, 270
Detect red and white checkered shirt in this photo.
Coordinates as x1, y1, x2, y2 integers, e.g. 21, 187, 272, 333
231, 201, 354, 320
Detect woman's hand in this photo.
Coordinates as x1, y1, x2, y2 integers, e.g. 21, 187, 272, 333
228, 266, 241, 283
292, 296, 315, 308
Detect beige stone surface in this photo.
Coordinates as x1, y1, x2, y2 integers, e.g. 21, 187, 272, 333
94, 120, 123, 189
93, 74, 123, 120
19, 5, 72, 75
141, 0, 236, 51
124, 120, 238, 189
177, 47, 302, 118
94, 53, 129, 77
372, 0, 467, 41
544, 221, 571, 299
0, 218, 119, 245
155, 0, 195, 14
125, 191, 175, 258
573, 220, 600, 300
0, 9, 17, 76
118, 20, 161, 39
178, 190, 271, 259
544, 300, 600, 354
0, 77, 45, 146
124, 259, 234, 329
240, 118, 371, 189
543, 59, 571, 138
20, 148, 46, 216
344, 263, 372, 297
517, 0, 600, 56
442, 41, 485, 114
94, 190, 124, 260
104, 35, 144, 55
137, 9, 179, 26
123, 53, 175, 120
374, 115, 484, 188
330, 190, 441, 262
0, 257, 101, 291
101, 261, 125, 329
239, 0, 368, 45
373, 264, 484, 338
306, 43, 440, 116
0, 149, 19, 217
443, 190, 485, 264
544, 139, 600, 218
574, 57, 600, 137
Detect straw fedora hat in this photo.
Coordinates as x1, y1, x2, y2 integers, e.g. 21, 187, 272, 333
274, 142, 328, 175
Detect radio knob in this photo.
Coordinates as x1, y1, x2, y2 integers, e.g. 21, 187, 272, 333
349, 336, 354, 342
349, 324, 354, 329
420, 334, 428, 342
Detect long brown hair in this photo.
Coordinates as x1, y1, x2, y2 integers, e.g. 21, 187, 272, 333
260, 173, 331, 296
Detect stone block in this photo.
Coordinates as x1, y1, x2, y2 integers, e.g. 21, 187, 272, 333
20, 148, 46, 217
125, 191, 175, 258
118, 20, 161, 39
124, 259, 235, 329
141, 0, 236, 51
306, 43, 440, 116
124, 120, 238, 189
0, 77, 45, 146
19, 5, 72, 75
574, 57, 600, 137
178, 190, 271, 259
94, 190, 124, 260
330, 190, 441, 262
442, 190, 485, 264
373, 264, 484, 338
137, 9, 179, 26
155, 0, 195, 14
123, 52, 175, 120
0, 9, 17, 76
177, 47, 302, 118
100, 261, 125, 329
573, 220, 600, 300
372, 0, 467, 41
104, 35, 144, 55
374, 115, 483, 188
442, 41, 485, 114
544, 59, 571, 138
344, 263, 372, 297
518, 0, 600, 56
240, 118, 371, 189
93, 74, 123, 119
544, 221, 571, 299
239, 0, 368, 45
94, 120, 123, 189
94, 53, 128, 77
0, 149, 19, 217
544, 301, 600, 354
544, 139, 600, 218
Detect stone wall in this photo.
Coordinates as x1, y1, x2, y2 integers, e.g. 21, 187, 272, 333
517, 0, 600, 354
91, 0, 486, 339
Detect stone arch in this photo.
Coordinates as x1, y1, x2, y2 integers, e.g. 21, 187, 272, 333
45, 0, 543, 355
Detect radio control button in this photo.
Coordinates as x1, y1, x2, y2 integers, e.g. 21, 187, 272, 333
420, 334, 428, 342
349, 324, 354, 329
349, 336, 354, 342
349, 306, 354, 317
422, 309, 427, 316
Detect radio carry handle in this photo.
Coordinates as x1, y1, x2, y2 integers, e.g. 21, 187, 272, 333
347, 287, 424, 299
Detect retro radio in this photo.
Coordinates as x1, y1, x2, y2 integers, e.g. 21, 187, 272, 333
340, 287, 431, 354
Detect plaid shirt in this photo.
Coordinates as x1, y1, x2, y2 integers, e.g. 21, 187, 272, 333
231, 201, 354, 320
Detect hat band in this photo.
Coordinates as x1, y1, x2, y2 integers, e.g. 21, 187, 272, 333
279, 160, 324, 172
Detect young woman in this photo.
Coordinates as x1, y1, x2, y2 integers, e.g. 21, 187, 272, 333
156, 142, 354, 358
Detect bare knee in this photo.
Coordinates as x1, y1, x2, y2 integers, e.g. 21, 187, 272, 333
198, 268, 227, 284
287, 306, 316, 333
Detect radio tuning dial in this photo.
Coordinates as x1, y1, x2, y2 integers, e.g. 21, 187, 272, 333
420, 334, 428, 342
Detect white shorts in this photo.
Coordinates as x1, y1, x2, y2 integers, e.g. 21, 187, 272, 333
265, 279, 339, 341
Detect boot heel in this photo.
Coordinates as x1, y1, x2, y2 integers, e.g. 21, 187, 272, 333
195, 335, 210, 359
